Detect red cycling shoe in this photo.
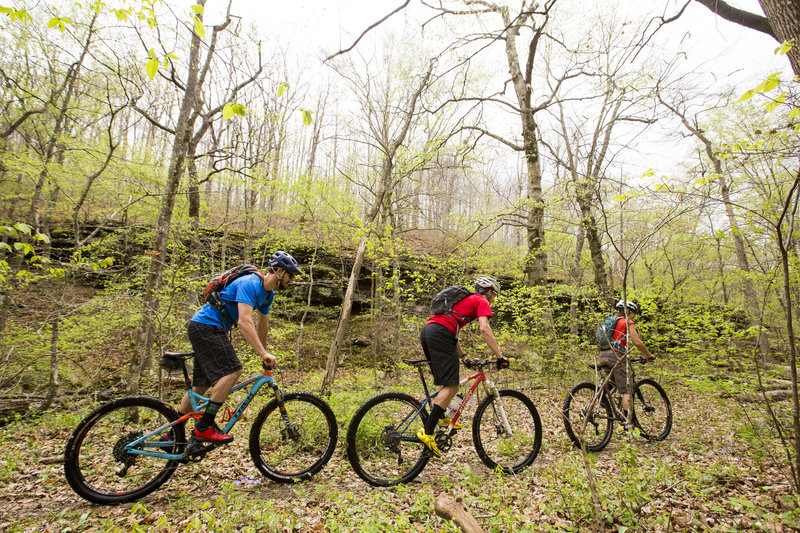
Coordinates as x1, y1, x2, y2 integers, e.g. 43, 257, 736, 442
193, 423, 233, 444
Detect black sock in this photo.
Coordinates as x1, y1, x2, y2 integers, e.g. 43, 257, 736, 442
198, 401, 222, 429
424, 404, 446, 435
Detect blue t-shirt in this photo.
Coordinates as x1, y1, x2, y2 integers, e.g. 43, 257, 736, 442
191, 274, 274, 331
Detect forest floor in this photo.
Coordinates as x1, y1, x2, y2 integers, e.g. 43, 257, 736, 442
0, 364, 798, 532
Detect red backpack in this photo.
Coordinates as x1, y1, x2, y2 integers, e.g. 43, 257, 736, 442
203, 264, 264, 325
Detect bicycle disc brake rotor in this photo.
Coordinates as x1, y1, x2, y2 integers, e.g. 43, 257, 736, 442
113, 431, 143, 467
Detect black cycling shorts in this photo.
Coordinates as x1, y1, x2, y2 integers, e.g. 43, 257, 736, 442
420, 323, 459, 386
187, 321, 242, 387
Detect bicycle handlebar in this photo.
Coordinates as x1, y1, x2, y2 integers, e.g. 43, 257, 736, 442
463, 357, 509, 370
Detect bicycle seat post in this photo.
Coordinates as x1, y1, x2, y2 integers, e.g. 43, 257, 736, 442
417, 366, 433, 402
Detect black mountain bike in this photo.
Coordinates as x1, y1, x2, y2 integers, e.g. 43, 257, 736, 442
347, 357, 542, 487
562, 357, 671, 452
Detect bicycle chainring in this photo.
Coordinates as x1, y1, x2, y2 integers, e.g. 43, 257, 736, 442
435, 431, 452, 453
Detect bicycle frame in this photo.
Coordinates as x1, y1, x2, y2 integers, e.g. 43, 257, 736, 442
395, 361, 513, 444
123, 370, 279, 461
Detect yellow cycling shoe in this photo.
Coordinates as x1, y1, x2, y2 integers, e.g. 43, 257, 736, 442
438, 417, 463, 430
416, 428, 442, 457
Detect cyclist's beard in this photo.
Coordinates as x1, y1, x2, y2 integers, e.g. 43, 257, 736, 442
277, 276, 291, 291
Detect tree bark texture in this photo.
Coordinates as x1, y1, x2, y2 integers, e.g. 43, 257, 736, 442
501, 3, 549, 285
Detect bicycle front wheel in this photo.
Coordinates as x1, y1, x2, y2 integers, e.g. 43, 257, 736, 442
632, 378, 672, 441
472, 389, 542, 474
562, 382, 614, 452
346, 392, 430, 487
64, 396, 183, 504
249, 392, 338, 483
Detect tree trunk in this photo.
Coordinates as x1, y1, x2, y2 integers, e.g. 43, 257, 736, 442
321, 63, 433, 394
37, 316, 59, 412
758, 0, 800, 74
128, 3, 207, 394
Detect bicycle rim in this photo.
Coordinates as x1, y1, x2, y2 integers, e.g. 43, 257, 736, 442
632, 378, 672, 441
249, 392, 338, 482
472, 389, 542, 474
346, 392, 429, 487
562, 382, 614, 452
64, 396, 182, 504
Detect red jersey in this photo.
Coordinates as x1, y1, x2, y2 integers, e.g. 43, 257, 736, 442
426, 293, 492, 334
612, 317, 633, 347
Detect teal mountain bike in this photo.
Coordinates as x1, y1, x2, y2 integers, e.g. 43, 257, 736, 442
64, 352, 338, 504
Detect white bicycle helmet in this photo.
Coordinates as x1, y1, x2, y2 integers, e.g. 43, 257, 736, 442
474, 275, 501, 295
615, 300, 639, 313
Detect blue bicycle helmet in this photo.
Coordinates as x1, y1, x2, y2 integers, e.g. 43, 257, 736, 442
268, 250, 303, 276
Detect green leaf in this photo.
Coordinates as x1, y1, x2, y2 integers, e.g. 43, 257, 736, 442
47, 17, 59, 28
302, 109, 313, 126
146, 58, 159, 79
737, 89, 755, 103
148, 48, 157, 59
775, 40, 794, 56
191, 4, 204, 14
223, 102, 235, 119
166, 53, 179, 61
193, 17, 205, 38
278, 82, 289, 97
14, 223, 32, 235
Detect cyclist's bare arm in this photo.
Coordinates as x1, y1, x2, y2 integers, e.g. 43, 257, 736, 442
478, 316, 503, 359
628, 323, 654, 360
237, 302, 276, 367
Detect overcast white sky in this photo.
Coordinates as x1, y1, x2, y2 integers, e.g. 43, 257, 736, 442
199, 0, 790, 179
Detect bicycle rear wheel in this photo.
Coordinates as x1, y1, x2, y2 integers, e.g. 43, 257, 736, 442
632, 378, 672, 441
64, 396, 184, 504
346, 392, 430, 487
249, 392, 338, 482
562, 382, 614, 452
472, 389, 542, 474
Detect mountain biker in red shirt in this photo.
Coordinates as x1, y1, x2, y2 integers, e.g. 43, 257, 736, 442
600, 300, 654, 414
417, 275, 508, 457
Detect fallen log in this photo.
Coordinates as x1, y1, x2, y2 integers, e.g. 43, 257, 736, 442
760, 379, 793, 391
0, 398, 30, 423
735, 390, 794, 402
434, 494, 485, 533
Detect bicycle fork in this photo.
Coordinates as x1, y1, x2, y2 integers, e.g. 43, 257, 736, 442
484, 381, 514, 436
272, 383, 300, 440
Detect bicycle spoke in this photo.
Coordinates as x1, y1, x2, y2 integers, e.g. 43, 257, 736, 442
562, 382, 614, 452
473, 389, 541, 474
346, 392, 430, 487
249, 392, 337, 482
632, 379, 672, 441
64, 397, 182, 504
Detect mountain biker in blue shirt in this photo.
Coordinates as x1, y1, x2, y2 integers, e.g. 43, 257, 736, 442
177, 251, 303, 443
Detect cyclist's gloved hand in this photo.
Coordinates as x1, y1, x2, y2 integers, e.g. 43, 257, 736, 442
496, 356, 510, 370
463, 358, 474, 369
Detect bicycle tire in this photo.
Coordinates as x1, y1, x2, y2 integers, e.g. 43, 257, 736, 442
472, 389, 542, 473
249, 392, 338, 482
64, 396, 183, 504
346, 391, 430, 487
631, 378, 672, 441
562, 382, 614, 452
